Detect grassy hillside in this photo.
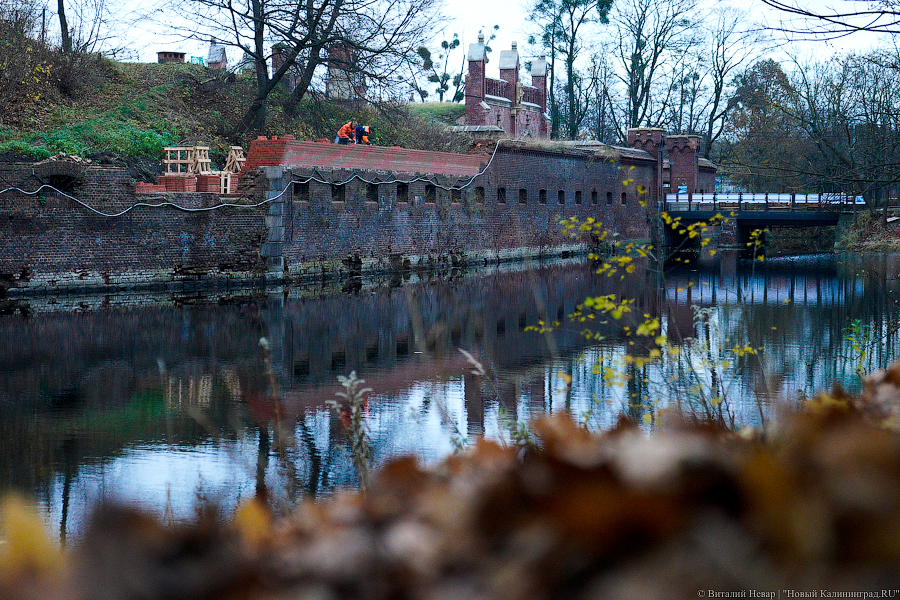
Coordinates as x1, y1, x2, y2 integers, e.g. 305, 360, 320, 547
0, 60, 468, 169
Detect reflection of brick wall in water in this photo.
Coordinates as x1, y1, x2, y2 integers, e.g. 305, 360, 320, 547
0, 262, 654, 489
278, 263, 656, 390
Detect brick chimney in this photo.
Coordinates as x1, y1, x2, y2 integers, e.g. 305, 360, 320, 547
499, 41, 520, 103
499, 42, 519, 136
530, 55, 547, 113
531, 55, 548, 138
465, 33, 487, 126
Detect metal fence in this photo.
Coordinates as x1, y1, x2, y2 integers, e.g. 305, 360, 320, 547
663, 192, 866, 212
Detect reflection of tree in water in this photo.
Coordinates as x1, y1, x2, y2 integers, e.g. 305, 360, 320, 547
4, 256, 900, 536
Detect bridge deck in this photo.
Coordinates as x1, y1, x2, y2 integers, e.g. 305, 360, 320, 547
663, 193, 863, 226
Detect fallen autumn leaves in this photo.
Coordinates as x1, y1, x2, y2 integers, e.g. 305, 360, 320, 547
6, 362, 900, 600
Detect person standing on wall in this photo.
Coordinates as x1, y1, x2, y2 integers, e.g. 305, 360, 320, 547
354, 125, 373, 145
335, 121, 356, 144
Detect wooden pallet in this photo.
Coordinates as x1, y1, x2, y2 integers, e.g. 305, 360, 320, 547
163, 147, 194, 174
224, 146, 246, 173
192, 146, 213, 175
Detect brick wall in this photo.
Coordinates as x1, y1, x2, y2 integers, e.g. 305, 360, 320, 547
275, 142, 653, 278
0, 164, 269, 295
0, 132, 681, 294
666, 135, 701, 194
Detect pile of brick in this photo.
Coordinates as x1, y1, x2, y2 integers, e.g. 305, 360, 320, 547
134, 146, 244, 195
133, 182, 165, 194
156, 174, 197, 193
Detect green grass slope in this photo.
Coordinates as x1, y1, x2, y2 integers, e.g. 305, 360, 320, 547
0, 60, 468, 167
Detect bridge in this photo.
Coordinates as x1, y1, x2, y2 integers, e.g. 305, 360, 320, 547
659, 192, 866, 250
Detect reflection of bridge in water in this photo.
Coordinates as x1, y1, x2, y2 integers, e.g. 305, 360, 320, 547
664, 269, 865, 307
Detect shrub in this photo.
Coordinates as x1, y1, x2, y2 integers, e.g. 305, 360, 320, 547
0, 139, 51, 160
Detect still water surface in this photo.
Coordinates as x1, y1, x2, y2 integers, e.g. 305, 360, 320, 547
1, 253, 898, 541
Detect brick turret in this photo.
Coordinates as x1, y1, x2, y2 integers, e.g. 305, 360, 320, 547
628, 128, 666, 202
666, 135, 701, 195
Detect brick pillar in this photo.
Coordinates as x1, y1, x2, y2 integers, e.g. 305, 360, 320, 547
464, 33, 486, 126
666, 135, 701, 196
499, 42, 520, 136
262, 166, 286, 284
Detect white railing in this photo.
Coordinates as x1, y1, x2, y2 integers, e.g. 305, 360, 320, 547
664, 192, 865, 209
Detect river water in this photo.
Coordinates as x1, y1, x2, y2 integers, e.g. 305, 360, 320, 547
1, 253, 898, 541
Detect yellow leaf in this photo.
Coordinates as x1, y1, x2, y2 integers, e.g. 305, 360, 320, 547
233, 498, 272, 550
0, 493, 63, 578
557, 372, 572, 385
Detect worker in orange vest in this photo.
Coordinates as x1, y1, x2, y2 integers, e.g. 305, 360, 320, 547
334, 121, 356, 144
354, 125, 373, 144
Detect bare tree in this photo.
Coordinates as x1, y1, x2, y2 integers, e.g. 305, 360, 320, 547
784, 52, 900, 219
57, 0, 70, 52
165, 0, 440, 135
612, 0, 698, 133
699, 6, 764, 156
528, 0, 612, 139
586, 46, 619, 143
761, 0, 900, 37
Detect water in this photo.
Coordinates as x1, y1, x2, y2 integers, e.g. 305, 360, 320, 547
1, 253, 898, 541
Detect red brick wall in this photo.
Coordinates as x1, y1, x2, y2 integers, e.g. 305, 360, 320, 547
279, 144, 653, 277
0, 139, 658, 292
0, 164, 268, 294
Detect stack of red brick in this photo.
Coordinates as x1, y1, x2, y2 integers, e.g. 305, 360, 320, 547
134, 182, 166, 194
157, 174, 197, 192
134, 174, 240, 195
195, 174, 221, 193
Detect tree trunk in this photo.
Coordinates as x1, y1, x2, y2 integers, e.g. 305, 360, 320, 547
58, 0, 71, 53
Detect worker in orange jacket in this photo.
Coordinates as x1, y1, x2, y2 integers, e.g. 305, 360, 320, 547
334, 121, 356, 144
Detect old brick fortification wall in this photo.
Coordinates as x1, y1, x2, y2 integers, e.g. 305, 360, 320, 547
0, 162, 269, 296
0, 125, 703, 295
246, 138, 655, 279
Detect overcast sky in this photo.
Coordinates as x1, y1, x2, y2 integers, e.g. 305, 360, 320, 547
114, 0, 890, 67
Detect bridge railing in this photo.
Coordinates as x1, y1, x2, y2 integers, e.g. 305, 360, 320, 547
663, 192, 865, 212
